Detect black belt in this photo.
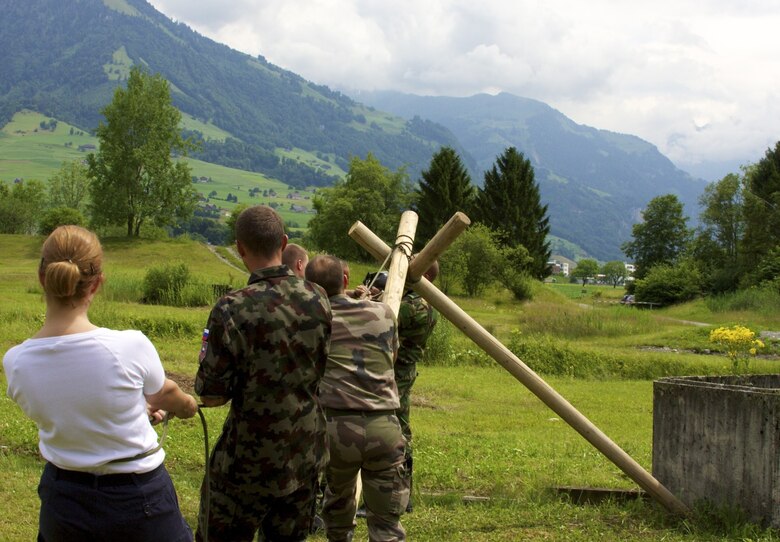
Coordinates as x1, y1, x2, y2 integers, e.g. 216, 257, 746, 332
49, 462, 164, 488
324, 408, 396, 418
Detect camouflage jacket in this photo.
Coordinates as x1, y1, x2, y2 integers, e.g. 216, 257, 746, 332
318, 294, 400, 411
195, 265, 332, 497
397, 290, 438, 366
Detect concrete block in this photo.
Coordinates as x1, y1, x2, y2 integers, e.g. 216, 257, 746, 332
653, 375, 780, 527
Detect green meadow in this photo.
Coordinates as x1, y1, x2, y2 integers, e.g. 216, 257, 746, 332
1, 234, 780, 541
0, 111, 322, 234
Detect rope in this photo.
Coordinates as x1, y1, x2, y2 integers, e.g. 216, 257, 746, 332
107, 407, 211, 541
366, 235, 416, 291
107, 413, 170, 464
197, 406, 210, 542
394, 234, 414, 259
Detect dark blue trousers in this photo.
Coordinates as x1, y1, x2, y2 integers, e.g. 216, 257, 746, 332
37, 462, 192, 542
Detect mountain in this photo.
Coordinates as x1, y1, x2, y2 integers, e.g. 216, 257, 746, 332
0, 0, 709, 261
0, 0, 468, 187
351, 91, 709, 261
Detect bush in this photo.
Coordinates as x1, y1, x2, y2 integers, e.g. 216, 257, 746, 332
421, 318, 453, 365
505, 330, 715, 380
439, 224, 503, 296
633, 261, 702, 306
143, 263, 190, 305
497, 244, 535, 301
501, 270, 534, 301
39, 207, 87, 235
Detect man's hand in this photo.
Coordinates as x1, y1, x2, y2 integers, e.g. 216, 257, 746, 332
347, 285, 382, 299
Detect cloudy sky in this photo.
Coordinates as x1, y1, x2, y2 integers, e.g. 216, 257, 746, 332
148, 0, 780, 174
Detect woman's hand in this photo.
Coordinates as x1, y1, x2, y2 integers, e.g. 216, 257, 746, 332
147, 403, 167, 425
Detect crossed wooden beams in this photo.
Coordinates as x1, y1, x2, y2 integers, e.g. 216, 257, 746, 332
348, 210, 689, 517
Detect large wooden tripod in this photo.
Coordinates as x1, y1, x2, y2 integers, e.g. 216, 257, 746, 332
350, 210, 688, 516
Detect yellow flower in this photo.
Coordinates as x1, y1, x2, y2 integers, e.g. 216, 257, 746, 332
709, 325, 762, 374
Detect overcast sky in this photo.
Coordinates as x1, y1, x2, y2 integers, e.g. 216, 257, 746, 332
148, 0, 780, 173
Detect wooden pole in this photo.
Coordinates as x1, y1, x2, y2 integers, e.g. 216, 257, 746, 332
408, 212, 470, 281
348, 220, 690, 517
382, 210, 418, 317
350, 211, 417, 514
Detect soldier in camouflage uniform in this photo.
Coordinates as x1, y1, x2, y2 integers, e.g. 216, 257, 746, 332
306, 255, 409, 542
396, 260, 439, 512
282, 242, 309, 278
195, 205, 332, 542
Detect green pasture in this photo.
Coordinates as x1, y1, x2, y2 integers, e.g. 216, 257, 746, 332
186, 157, 317, 231
278, 146, 347, 178
1, 234, 780, 540
0, 110, 96, 181
0, 111, 333, 235
350, 103, 407, 134
179, 112, 233, 142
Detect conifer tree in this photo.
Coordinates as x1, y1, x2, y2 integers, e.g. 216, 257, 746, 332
475, 147, 551, 279
415, 147, 475, 248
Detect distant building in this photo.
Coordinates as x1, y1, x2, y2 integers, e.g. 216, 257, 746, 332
547, 259, 570, 277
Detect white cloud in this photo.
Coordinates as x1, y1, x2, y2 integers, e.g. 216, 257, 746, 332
148, 0, 780, 168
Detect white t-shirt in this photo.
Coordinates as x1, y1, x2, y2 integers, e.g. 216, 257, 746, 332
3, 328, 166, 474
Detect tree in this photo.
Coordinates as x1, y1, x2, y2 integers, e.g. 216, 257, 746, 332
572, 258, 599, 286
414, 147, 475, 249
692, 173, 744, 292
601, 260, 628, 288
621, 194, 691, 279
474, 147, 551, 279
698, 173, 743, 262
741, 143, 780, 274
306, 154, 414, 261
225, 203, 249, 245
0, 179, 47, 234
87, 66, 198, 237
48, 159, 90, 212
439, 223, 502, 296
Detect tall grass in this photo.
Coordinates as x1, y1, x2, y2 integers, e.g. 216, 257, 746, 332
517, 302, 665, 339
706, 285, 780, 316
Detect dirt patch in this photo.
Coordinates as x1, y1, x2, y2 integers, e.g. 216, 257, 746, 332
412, 394, 445, 410
167, 371, 196, 395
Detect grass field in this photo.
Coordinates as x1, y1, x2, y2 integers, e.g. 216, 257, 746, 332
1, 234, 779, 540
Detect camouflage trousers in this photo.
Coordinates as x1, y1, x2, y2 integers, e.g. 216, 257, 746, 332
394, 361, 417, 455
322, 410, 409, 542
196, 472, 319, 542
395, 361, 417, 499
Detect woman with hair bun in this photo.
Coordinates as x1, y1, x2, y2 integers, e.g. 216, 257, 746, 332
3, 225, 198, 541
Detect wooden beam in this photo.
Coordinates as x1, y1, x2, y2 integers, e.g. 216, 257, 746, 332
408, 212, 470, 281
348, 220, 690, 517
381, 210, 418, 318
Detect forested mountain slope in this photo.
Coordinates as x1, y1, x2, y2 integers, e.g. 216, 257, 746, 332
354, 91, 708, 260
0, 0, 468, 187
